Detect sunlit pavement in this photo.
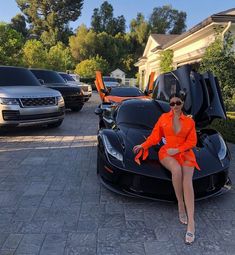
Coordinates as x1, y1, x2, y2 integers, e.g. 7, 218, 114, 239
0, 92, 234, 255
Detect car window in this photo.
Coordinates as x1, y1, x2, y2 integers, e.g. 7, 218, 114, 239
103, 77, 118, 82
30, 69, 66, 84
116, 101, 162, 129
59, 73, 76, 82
109, 87, 144, 97
0, 67, 40, 86
153, 73, 181, 101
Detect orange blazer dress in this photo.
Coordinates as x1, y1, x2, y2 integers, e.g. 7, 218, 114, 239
135, 110, 200, 170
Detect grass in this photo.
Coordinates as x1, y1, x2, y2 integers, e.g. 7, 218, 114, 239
209, 112, 235, 144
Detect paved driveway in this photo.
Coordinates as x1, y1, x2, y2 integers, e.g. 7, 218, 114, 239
0, 92, 234, 255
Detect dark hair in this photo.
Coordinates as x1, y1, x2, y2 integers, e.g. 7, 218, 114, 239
169, 89, 186, 102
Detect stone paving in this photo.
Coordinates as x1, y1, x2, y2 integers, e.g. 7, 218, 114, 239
0, 92, 234, 255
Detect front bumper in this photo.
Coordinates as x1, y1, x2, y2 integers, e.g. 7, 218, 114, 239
63, 95, 84, 108
0, 104, 65, 127
98, 152, 232, 202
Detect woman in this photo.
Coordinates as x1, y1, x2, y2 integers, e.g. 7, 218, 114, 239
133, 92, 200, 244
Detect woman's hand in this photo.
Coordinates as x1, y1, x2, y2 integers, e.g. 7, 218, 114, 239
167, 148, 179, 156
133, 145, 143, 154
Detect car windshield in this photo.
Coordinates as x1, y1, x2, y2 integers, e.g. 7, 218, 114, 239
59, 73, 76, 82
109, 87, 144, 97
0, 67, 40, 86
116, 100, 163, 129
30, 69, 66, 84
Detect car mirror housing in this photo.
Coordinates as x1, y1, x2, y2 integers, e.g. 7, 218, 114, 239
38, 79, 44, 85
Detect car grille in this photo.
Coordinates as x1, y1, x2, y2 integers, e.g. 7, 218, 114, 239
64, 95, 84, 103
20, 97, 56, 107
81, 85, 88, 92
2, 109, 64, 121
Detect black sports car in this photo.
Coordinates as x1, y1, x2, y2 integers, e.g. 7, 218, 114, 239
30, 69, 84, 112
95, 65, 231, 201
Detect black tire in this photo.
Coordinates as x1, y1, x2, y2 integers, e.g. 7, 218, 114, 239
71, 105, 83, 112
97, 147, 101, 174
47, 119, 63, 128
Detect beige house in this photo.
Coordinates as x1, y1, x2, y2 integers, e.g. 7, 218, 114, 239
135, 8, 235, 90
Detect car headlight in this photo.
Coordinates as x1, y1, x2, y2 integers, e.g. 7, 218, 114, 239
103, 135, 123, 161
218, 135, 227, 160
57, 96, 64, 106
0, 98, 19, 105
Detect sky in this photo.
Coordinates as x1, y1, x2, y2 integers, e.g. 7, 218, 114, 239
0, 0, 235, 32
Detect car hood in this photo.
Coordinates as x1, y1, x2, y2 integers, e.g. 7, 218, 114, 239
43, 83, 82, 93
102, 126, 229, 180
0, 86, 61, 98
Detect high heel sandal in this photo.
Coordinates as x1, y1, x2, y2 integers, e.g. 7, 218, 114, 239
185, 231, 195, 245
179, 213, 188, 225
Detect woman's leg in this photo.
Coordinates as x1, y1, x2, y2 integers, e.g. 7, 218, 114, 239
182, 164, 195, 241
160, 157, 186, 222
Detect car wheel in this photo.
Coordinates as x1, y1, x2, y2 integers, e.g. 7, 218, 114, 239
97, 148, 102, 174
71, 105, 83, 112
47, 120, 63, 128
85, 98, 89, 102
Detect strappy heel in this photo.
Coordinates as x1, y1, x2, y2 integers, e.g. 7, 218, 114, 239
185, 231, 195, 245
179, 213, 188, 225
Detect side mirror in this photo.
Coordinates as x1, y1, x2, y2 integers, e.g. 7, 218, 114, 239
38, 79, 44, 85
144, 89, 152, 96
94, 107, 103, 115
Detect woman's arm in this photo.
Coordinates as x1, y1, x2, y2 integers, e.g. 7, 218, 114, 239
177, 120, 197, 153
141, 116, 163, 150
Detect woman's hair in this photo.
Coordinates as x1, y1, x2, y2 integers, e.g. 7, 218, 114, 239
169, 90, 186, 102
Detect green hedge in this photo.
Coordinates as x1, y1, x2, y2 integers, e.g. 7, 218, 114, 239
209, 113, 235, 143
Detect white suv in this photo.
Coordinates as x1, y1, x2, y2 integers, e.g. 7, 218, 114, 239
0, 66, 65, 128
59, 72, 92, 102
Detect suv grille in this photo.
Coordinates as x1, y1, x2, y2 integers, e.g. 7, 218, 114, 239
81, 85, 88, 92
2, 109, 64, 121
20, 97, 56, 107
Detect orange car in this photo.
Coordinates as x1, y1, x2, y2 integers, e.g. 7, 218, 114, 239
95, 71, 154, 103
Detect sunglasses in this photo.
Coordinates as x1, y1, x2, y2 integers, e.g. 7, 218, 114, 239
169, 101, 182, 107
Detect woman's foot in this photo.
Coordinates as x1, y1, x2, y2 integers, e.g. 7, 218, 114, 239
185, 231, 195, 244
179, 212, 188, 225
185, 223, 195, 244
178, 203, 187, 224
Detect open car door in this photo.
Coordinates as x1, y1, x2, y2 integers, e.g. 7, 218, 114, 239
152, 64, 227, 127
95, 71, 108, 102
144, 71, 155, 96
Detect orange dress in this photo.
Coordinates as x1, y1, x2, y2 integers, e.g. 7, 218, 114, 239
135, 110, 200, 170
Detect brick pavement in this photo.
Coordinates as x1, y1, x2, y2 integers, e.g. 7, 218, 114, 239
0, 92, 234, 255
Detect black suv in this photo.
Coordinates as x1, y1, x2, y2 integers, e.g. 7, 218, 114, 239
30, 69, 85, 112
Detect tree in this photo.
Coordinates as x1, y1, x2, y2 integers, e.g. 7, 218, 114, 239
0, 22, 24, 66
10, 13, 28, 37
69, 24, 97, 62
91, 1, 125, 35
160, 49, 174, 73
22, 39, 47, 68
149, 5, 186, 34
74, 55, 109, 78
47, 42, 74, 71
199, 31, 235, 110
130, 13, 150, 45
16, 0, 84, 46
